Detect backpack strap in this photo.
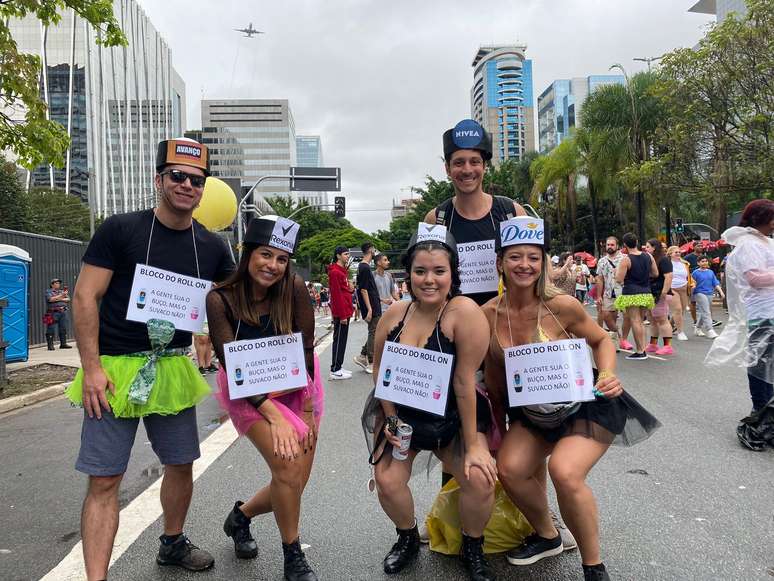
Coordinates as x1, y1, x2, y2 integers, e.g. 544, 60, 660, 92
434, 198, 454, 226
492, 195, 516, 221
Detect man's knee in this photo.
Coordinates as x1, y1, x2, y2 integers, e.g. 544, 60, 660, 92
87, 474, 123, 498
163, 462, 193, 479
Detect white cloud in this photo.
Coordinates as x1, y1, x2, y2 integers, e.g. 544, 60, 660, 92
139, 0, 713, 232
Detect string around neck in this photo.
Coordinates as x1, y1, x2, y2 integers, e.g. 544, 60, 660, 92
146, 212, 201, 279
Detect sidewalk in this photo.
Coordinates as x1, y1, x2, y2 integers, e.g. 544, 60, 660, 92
7, 342, 81, 372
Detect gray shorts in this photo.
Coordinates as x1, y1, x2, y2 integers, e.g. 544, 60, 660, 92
75, 406, 200, 476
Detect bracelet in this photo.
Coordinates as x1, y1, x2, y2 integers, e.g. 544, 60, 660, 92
597, 370, 616, 380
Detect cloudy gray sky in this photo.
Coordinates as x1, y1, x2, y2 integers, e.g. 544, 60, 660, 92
139, 0, 713, 233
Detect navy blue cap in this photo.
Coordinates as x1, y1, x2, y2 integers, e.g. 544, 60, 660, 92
443, 119, 492, 161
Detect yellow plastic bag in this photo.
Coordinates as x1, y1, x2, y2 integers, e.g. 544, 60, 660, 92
426, 478, 534, 555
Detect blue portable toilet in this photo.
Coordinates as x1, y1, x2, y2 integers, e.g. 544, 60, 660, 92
0, 244, 31, 362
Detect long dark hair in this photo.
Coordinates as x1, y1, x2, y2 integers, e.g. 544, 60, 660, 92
216, 244, 295, 335
402, 241, 461, 300
647, 238, 665, 262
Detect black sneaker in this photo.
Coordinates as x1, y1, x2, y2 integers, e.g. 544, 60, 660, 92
223, 501, 258, 559
156, 534, 214, 571
206, 364, 219, 373
198, 366, 206, 375
506, 532, 562, 566
712, 320, 722, 327
625, 351, 648, 361
583, 562, 611, 580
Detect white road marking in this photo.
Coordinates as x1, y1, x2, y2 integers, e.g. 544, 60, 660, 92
41, 340, 333, 581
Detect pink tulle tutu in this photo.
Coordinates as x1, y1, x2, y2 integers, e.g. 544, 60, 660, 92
215, 353, 325, 437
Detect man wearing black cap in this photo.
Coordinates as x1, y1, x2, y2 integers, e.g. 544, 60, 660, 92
67, 137, 234, 579
423, 120, 576, 552
425, 119, 526, 307
45, 277, 72, 350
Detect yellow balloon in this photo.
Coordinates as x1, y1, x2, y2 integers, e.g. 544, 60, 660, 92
193, 177, 238, 231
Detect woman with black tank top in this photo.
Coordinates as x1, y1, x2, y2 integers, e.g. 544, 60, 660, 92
483, 217, 660, 581
614, 233, 658, 360
362, 223, 498, 581
207, 216, 321, 581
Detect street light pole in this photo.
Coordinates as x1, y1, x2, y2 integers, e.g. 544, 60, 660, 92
633, 55, 664, 71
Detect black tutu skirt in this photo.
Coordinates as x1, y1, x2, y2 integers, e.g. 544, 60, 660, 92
507, 391, 661, 447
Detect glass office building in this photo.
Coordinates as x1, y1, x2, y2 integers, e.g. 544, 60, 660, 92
295, 135, 327, 207
7, 2, 186, 216
537, 75, 625, 153
689, 0, 747, 21
471, 44, 536, 165
200, 99, 296, 201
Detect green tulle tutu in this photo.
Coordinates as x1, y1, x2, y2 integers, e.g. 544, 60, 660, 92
614, 293, 655, 310
66, 354, 212, 418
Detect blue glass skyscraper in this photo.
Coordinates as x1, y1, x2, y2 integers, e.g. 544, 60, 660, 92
471, 44, 536, 165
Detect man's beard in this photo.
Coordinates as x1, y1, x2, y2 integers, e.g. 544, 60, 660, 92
606, 248, 616, 255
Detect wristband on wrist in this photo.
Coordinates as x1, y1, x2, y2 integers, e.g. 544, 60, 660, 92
597, 369, 615, 380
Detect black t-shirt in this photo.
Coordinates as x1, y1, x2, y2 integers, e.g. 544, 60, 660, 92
685, 252, 700, 270
434, 195, 515, 306
651, 256, 674, 297
356, 261, 382, 318
83, 209, 235, 355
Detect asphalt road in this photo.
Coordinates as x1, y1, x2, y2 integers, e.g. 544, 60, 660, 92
3, 313, 774, 580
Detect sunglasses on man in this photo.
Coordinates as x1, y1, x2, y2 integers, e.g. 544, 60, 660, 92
160, 169, 207, 188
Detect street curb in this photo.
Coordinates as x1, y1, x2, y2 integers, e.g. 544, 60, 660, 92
0, 383, 69, 415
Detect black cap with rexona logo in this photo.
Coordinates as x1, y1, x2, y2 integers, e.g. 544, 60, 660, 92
442, 119, 493, 161
156, 138, 210, 176
244, 215, 301, 256
406, 222, 458, 257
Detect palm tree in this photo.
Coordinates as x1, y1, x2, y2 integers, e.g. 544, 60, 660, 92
530, 138, 580, 247
581, 69, 662, 241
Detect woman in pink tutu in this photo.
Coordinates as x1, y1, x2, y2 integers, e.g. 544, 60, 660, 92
206, 215, 321, 581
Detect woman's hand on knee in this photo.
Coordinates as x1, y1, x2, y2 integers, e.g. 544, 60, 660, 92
464, 442, 497, 487
270, 418, 300, 461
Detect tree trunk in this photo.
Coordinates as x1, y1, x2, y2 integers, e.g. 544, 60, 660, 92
588, 177, 599, 257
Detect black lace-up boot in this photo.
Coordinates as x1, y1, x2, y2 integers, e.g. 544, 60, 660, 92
460, 532, 496, 581
282, 537, 318, 581
222, 501, 258, 559
383, 523, 420, 574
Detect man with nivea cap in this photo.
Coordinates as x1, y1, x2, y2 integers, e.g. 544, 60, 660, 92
424, 119, 527, 307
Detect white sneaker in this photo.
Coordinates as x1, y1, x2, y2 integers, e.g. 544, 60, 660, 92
706, 329, 718, 339
329, 369, 352, 380
365, 364, 373, 374
694, 327, 706, 337
676, 332, 688, 341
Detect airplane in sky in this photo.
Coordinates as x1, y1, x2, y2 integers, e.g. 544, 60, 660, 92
234, 23, 263, 38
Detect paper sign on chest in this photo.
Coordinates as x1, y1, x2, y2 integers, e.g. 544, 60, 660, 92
504, 338, 595, 407
126, 264, 212, 333
375, 341, 454, 416
457, 240, 498, 295
224, 333, 307, 399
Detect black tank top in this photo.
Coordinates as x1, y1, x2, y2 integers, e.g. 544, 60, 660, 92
622, 253, 651, 295
434, 195, 515, 306
386, 302, 457, 420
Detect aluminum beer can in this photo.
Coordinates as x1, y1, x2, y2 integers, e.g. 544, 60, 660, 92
392, 423, 413, 461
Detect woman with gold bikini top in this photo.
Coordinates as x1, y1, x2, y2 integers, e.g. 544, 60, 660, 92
482, 216, 660, 581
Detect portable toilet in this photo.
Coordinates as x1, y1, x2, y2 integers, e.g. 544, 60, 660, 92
0, 244, 31, 362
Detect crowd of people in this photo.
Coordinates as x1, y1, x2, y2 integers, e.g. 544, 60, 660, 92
61, 128, 771, 581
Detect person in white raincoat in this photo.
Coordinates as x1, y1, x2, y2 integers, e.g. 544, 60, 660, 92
706, 199, 774, 419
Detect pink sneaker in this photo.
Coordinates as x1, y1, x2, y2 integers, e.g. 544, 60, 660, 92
644, 343, 659, 353
619, 339, 634, 351
655, 345, 674, 355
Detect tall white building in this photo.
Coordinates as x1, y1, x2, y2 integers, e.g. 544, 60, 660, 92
200, 99, 296, 201
7, 2, 186, 216
471, 44, 536, 165
689, 0, 747, 21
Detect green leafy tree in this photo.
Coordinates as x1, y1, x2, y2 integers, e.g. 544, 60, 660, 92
265, 195, 352, 240
26, 186, 92, 240
483, 152, 541, 203
640, 0, 774, 233
0, 1, 126, 168
0, 156, 30, 229
297, 226, 383, 273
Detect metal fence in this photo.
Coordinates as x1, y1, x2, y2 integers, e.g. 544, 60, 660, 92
0, 228, 85, 346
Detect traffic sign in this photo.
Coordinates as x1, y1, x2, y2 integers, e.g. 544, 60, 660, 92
289, 167, 341, 192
